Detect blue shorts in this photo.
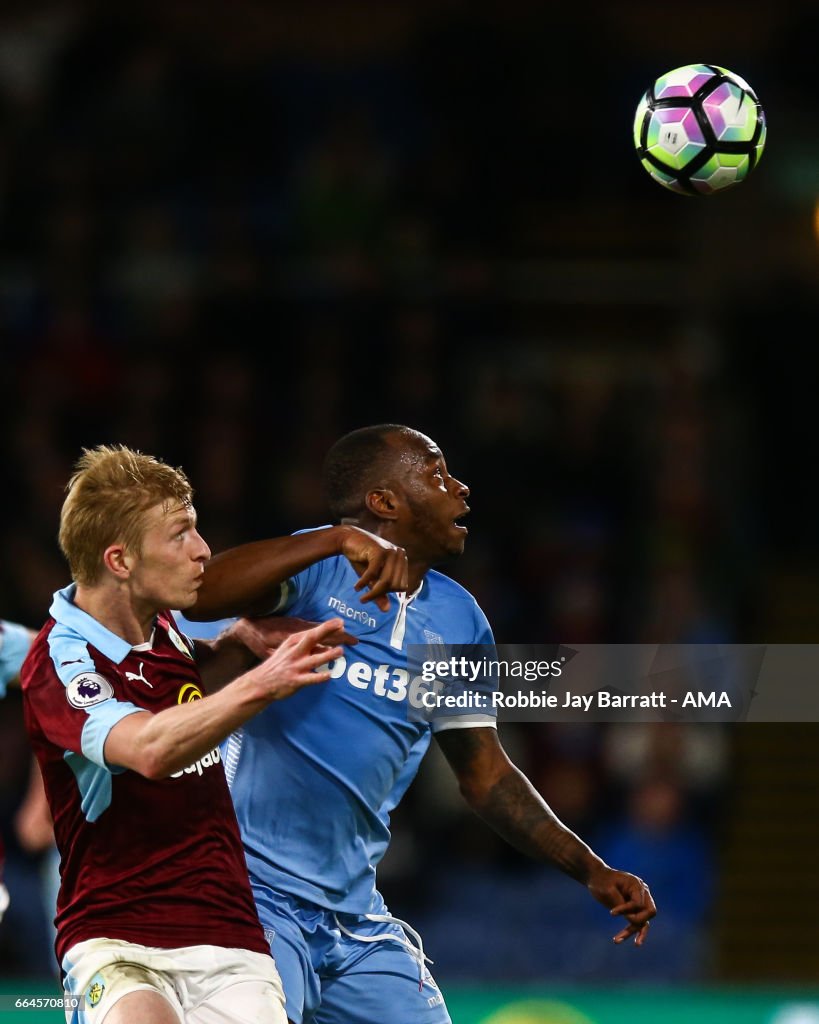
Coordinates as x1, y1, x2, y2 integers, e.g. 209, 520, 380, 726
253, 886, 451, 1024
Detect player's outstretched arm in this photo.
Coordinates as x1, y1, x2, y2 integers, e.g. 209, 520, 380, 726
188, 525, 407, 619
436, 727, 656, 945
104, 619, 345, 780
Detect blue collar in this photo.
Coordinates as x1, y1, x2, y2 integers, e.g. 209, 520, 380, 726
49, 584, 134, 665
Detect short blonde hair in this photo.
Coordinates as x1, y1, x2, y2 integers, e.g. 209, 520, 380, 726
59, 445, 193, 586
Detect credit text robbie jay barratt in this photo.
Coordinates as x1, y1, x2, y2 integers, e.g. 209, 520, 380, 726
420, 690, 733, 710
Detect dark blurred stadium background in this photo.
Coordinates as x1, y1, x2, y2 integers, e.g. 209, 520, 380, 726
1, 1, 818, 1021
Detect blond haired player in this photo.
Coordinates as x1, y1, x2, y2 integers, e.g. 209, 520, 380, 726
20, 445, 406, 1024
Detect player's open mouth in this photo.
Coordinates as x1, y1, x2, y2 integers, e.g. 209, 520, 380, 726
453, 508, 470, 532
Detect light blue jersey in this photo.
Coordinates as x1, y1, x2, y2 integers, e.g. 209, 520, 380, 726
223, 534, 496, 915
0, 619, 32, 698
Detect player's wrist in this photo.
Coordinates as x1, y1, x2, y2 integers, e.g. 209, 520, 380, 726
580, 856, 613, 887
332, 523, 358, 556
232, 664, 276, 710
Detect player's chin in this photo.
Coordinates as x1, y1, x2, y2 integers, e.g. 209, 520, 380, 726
174, 589, 199, 610
445, 529, 468, 556
178, 575, 205, 606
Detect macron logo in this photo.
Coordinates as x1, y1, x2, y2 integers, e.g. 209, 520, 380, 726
327, 596, 377, 629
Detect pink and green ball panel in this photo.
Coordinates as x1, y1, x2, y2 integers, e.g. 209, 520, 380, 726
702, 82, 759, 141
653, 64, 718, 100
645, 107, 706, 170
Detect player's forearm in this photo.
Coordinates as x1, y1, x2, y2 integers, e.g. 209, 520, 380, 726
464, 765, 606, 883
190, 527, 348, 619
107, 672, 271, 780
439, 728, 607, 882
108, 620, 341, 779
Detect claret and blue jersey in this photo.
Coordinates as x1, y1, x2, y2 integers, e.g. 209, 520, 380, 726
21, 585, 268, 962
222, 530, 497, 915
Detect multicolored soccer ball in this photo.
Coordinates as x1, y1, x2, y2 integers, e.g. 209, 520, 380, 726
633, 64, 766, 195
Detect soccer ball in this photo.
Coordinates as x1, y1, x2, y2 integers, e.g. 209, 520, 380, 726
633, 64, 766, 195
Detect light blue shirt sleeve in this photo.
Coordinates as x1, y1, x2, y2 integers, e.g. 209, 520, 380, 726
429, 597, 498, 733
81, 698, 146, 772
0, 620, 33, 698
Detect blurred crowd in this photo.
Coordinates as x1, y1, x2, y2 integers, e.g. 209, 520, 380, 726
1, 0, 817, 986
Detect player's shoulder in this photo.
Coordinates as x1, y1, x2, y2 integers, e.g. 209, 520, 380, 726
25, 618, 59, 657
422, 570, 494, 640
20, 618, 62, 684
424, 569, 482, 609
26, 614, 113, 689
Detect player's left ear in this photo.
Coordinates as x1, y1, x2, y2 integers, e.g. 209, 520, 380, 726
365, 488, 401, 521
103, 544, 133, 580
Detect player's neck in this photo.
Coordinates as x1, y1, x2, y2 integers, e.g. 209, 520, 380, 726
405, 560, 430, 594
73, 583, 155, 646
351, 517, 430, 593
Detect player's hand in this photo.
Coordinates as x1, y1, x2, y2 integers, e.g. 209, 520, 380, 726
227, 615, 358, 662
338, 525, 408, 611
246, 618, 346, 701
586, 866, 656, 946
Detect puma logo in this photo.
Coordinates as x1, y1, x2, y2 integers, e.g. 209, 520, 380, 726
124, 662, 152, 688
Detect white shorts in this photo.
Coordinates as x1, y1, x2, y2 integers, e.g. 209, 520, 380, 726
0, 883, 8, 923
61, 937, 287, 1024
